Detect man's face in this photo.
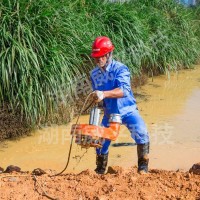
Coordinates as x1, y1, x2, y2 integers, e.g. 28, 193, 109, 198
94, 54, 108, 68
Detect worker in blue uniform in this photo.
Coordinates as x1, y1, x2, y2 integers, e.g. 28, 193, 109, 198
90, 36, 150, 174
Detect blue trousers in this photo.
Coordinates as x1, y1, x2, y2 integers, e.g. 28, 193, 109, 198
96, 110, 149, 155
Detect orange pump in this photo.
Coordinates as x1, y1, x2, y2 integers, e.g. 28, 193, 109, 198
71, 106, 121, 148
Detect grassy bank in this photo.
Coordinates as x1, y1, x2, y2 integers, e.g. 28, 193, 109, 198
0, 0, 200, 139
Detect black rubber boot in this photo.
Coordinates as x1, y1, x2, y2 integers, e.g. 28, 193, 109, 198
137, 142, 149, 173
95, 153, 108, 174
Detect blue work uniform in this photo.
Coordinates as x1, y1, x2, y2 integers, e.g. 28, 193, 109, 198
90, 59, 149, 155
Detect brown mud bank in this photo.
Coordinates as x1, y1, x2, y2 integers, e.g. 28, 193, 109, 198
0, 105, 30, 141
0, 165, 200, 200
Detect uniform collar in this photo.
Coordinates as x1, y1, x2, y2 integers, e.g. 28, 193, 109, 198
106, 59, 114, 72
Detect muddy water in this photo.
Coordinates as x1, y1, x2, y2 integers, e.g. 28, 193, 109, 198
1, 66, 200, 172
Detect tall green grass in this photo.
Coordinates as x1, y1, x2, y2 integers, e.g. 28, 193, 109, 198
0, 0, 200, 127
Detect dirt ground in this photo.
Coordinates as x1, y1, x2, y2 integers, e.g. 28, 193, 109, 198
0, 165, 200, 200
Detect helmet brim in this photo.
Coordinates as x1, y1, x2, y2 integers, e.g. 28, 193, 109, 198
91, 47, 114, 58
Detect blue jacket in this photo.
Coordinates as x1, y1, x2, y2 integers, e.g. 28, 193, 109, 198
90, 59, 137, 119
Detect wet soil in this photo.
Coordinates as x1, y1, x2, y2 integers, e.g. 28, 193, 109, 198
0, 166, 200, 200
0, 105, 30, 141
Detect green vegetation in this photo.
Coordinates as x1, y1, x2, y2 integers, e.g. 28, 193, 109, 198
0, 0, 200, 127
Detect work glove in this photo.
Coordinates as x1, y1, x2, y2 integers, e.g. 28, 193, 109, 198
92, 90, 104, 103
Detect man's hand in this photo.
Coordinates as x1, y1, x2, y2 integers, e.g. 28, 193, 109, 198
92, 90, 104, 102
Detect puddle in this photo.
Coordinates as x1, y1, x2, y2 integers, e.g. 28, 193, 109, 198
0, 66, 200, 172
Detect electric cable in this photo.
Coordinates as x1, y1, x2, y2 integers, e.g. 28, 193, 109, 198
51, 92, 94, 177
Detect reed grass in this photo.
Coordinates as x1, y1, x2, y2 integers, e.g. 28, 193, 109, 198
0, 0, 199, 126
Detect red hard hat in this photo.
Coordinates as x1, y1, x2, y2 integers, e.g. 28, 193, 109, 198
91, 36, 115, 58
